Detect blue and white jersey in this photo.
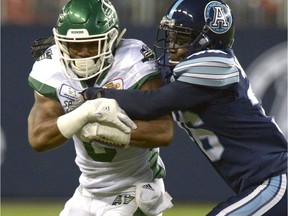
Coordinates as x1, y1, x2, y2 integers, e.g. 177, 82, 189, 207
172, 49, 287, 193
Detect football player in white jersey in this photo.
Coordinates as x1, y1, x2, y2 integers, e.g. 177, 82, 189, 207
27, 0, 173, 216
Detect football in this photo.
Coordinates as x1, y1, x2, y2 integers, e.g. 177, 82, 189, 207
92, 140, 126, 149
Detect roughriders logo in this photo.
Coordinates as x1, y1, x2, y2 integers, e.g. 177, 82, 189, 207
38, 48, 52, 61
103, 78, 124, 89
204, 1, 233, 34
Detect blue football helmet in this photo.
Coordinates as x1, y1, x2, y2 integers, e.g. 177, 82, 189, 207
154, 0, 235, 66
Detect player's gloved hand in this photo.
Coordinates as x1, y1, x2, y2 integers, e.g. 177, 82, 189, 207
31, 36, 55, 60
90, 99, 136, 131
57, 98, 137, 139
77, 122, 131, 146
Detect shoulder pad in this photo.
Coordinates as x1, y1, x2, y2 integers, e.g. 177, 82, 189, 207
174, 50, 239, 87
116, 39, 156, 63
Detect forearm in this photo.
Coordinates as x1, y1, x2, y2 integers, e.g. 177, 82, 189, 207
28, 107, 67, 152
129, 115, 174, 148
28, 119, 67, 152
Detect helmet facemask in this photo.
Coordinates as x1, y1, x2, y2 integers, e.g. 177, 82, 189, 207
54, 27, 118, 81
154, 16, 211, 67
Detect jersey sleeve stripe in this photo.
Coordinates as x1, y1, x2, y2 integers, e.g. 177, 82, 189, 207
177, 71, 239, 87
174, 56, 236, 72
180, 71, 239, 79
28, 76, 58, 100
173, 55, 240, 86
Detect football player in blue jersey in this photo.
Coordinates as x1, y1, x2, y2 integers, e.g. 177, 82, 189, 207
82, 0, 287, 215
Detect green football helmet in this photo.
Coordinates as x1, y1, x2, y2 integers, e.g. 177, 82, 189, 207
53, 0, 119, 80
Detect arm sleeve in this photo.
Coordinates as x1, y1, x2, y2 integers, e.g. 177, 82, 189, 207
93, 81, 222, 120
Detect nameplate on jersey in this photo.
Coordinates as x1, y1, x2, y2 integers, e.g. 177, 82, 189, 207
59, 84, 80, 100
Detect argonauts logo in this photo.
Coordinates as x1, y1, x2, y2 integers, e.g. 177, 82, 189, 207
204, 1, 233, 34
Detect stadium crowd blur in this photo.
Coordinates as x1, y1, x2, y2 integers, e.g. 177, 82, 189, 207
1, 0, 287, 28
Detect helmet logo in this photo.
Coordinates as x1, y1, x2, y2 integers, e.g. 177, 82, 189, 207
204, 1, 232, 34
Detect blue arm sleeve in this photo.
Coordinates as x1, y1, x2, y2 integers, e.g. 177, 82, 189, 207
87, 81, 222, 120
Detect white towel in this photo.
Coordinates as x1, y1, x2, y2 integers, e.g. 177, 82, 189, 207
136, 182, 173, 216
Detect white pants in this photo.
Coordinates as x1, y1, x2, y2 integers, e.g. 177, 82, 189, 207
60, 179, 165, 216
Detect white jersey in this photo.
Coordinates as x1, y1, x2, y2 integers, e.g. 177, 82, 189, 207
28, 39, 166, 195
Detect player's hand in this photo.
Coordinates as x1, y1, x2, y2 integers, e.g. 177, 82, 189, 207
57, 98, 136, 139
31, 36, 55, 60
83, 98, 137, 133
78, 122, 131, 146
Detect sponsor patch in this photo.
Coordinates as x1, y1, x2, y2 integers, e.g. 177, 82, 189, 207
59, 84, 80, 100
103, 78, 123, 89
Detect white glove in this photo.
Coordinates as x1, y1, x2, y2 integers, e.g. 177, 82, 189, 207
57, 98, 136, 138
78, 122, 131, 146
90, 98, 136, 131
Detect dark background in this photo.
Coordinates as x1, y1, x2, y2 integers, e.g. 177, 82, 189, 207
1, 24, 287, 203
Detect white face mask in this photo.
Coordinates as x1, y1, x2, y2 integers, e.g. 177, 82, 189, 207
53, 28, 118, 81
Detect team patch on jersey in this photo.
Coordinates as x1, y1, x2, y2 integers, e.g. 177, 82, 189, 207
112, 194, 135, 205
204, 1, 233, 34
59, 84, 80, 100
103, 78, 124, 89
140, 44, 156, 62
37, 48, 53, 61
